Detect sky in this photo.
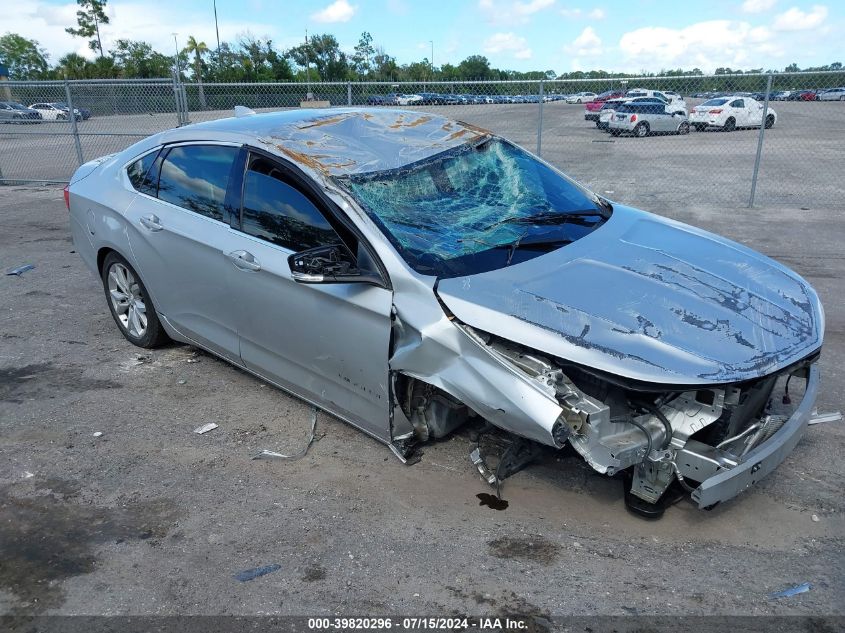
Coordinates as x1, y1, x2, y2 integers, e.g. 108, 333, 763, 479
6, 0, 842, 74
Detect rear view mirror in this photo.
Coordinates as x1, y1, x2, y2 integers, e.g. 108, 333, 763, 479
289, 243, 382, 285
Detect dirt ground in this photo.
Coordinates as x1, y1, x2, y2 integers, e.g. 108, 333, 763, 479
0, 186, 843, 627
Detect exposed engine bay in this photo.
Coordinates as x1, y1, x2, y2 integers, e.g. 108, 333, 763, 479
392, 321, 819, 514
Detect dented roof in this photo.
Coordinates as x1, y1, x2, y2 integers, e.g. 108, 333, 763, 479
183, 108, 491, 177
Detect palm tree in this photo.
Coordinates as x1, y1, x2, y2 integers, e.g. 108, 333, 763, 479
185, 36, 209, 109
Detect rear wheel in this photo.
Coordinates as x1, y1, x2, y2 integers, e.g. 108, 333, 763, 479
765, 114, 775, 129
723, 117, 736, 132
633, 122, 649, 137
678, 121, 690, 135
101, 252, 169, 348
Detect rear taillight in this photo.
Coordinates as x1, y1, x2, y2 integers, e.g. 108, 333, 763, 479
630, 114, 637, 122
709, 108, 723, 114
63, 185, 70, 210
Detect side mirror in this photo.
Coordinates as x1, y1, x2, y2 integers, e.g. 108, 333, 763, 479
289, 243, 382, 286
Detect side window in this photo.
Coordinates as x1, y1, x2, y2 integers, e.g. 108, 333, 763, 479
730, 99, 744, 108
127, 150, 160, 196
157, 145, 238, 222
240, 156, 340, 252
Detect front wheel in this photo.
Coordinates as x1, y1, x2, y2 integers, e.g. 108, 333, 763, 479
764, 114, 775, 129
102, 252, 169, 348
57, 114, 67, 120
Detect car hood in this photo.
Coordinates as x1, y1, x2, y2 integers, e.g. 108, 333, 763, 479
436, 205, 823, 386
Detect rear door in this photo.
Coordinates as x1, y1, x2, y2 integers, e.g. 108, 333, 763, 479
729, 99, 747, 125
224, 150, 394, 440
123, 142, 243, 362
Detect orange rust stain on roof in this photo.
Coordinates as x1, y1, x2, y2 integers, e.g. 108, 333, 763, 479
276, 145, 358, 175
446, 129, 470, 141
298, 115, 351, 130
456, 121, 493, 136
388, 115, 433, 129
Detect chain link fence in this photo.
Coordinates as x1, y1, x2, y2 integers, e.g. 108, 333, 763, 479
1, 71, 843, 209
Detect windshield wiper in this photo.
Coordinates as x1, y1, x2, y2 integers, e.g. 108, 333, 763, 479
483, 208, 608, 232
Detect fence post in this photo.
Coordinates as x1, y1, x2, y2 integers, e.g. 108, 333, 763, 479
172, 71, 183, 126
748, 72, 773, 208
64, 80, 84, 166
537, 79, 544, 157
347, 82, 352, 106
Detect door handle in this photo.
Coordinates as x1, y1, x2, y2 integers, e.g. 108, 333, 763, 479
139, 214, 163, 231
227, 250, 261, 271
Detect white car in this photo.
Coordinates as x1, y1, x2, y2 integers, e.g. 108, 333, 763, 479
626, 88, 687, 113
689, 96, 776, 131
29, 102, 81, 121
566, 92, 596, 104
817, 87, 845, 101
597, 96, 687, 129
395, 94, 423, 106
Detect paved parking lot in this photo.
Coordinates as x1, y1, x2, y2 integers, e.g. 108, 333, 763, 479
1, 179, 843, 621
2, 100, 843, 210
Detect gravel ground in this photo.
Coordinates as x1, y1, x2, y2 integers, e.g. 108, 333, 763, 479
0, 177, 843, 624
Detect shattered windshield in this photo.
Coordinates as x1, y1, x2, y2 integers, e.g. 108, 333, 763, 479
338, 138, 610, 278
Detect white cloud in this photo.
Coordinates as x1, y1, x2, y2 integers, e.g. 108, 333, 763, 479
560, 6, 605, 19
617, 20, 787, 72
566, 26, 603, 56
310, 0, 357, 23
741, 0, 776, 13
4, 0, 279, 62
772, 4, 828, 31
478, 0, 555, 24
483, 32, 533, 59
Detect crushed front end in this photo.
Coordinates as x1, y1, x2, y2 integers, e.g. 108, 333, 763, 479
460, 324, 821, 511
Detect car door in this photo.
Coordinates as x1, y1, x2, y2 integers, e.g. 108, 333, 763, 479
224, 150, 394, 440
123, 142, 244, 362
746, 99, 764, 126
729, 99, 747, 125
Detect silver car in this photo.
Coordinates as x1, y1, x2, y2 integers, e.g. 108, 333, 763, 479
608, 102, 691, 137
0, 101, 42, 123
67, 108, 824, 515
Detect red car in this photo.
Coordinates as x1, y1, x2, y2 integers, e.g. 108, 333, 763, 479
584, 90, 626, 121
799, 90, 819, 101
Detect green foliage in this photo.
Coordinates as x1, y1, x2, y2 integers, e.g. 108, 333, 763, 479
0, 33, 49, 79
65, 0, 110, 57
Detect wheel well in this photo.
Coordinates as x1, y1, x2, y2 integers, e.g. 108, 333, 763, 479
96, 247, 116, 274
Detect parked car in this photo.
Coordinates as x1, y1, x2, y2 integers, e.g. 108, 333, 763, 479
818, 87, 845, 101
28, 102, 81, 120
396, 94, 423, 106
625, 88, 687, 113
566, 91, 596, 104
689, 96, 776, 131
583, 90, 625, 122
0, 101, 42, 123
608, 102, 690, 137
770, 91, 791, 101
595, 97, 672, 129
54, 101, 92, 119
66, 107, 825, 516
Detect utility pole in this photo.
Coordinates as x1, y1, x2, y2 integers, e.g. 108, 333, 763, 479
430, 40, 434, 72
213, 0, 221, 57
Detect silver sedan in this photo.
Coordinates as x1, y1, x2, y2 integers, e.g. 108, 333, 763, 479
67, 108, 824, 516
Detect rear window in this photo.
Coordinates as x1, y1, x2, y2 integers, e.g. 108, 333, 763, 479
127, 150, 160, 196
701, 98, 729, 106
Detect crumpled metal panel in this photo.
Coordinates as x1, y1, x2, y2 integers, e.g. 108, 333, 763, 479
186, 108, 489, 177
437, 204, 824, 385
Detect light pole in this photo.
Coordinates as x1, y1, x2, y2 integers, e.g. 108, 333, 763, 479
430, 40, 434, 72
172, 33, 181, 78
213, 0, 221, 57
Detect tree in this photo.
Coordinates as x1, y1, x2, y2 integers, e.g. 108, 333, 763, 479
0, 33, 49, 79
185, 36, 209, 108
288, 33, 348, 81
457, 55, 492, 80
66, 0, 110, 57
56, 52, 92, 79
351, 31, 374, 77
110, 40, 171, 78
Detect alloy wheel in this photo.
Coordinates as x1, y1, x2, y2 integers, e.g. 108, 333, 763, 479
107, 262, 147, 338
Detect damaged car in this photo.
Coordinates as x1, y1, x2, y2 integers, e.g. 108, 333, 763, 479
66, 108, 825, 516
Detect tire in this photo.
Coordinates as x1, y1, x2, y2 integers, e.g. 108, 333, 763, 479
723, 117, 735, 132
633, 122, 649, 137
101, 252, 169, 348
576, 98, 582, 104
764, 114, 775, 129
678, 121, 690, 135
